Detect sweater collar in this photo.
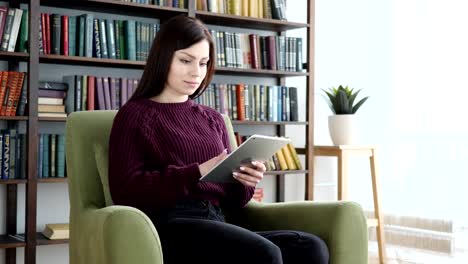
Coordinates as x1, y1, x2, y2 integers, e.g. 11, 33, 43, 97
142, 98, 194, 110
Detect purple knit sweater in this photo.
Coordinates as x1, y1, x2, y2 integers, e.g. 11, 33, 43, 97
108, 98, 254, 214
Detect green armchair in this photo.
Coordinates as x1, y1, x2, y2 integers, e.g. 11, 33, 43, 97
66, 110, 368, 264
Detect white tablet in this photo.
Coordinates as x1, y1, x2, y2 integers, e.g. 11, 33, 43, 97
199, 135, 291, 183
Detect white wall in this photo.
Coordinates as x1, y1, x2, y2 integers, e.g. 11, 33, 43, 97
315, 0, 468, 230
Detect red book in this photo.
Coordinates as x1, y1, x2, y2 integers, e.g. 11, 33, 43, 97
87, 76, 95, 110
41, 13, 48, 54
45, 13, 51, 55
8, 72, 25, 116
0, 71, 8, 114
61, 15, 68, 56
235, 84, 245, 121
266, 36, 277, 70
249, 34, 259, 69
2, 71, 19, 116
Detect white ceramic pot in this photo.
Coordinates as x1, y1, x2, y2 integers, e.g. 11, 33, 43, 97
328, 114, 356, 145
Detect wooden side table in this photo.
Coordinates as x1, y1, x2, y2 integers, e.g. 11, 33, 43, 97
313, 145, 387, 264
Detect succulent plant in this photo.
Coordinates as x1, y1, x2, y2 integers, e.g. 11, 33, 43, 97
323, 85, 369, 114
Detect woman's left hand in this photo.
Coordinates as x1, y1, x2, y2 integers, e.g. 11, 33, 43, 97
233, 161, 266, 187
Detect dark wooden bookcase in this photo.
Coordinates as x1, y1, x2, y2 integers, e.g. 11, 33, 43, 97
0, 0, 315, 263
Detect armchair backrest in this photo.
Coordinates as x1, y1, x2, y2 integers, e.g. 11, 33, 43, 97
66, 111, 117, 212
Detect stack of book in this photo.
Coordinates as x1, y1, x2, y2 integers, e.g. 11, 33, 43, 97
42, 223, 69, 240
38, 81, 67, 118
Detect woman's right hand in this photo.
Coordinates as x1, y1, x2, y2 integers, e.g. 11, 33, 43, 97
199, 149, 228, 176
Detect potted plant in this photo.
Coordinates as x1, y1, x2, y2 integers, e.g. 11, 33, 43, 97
322, 85, 369, 145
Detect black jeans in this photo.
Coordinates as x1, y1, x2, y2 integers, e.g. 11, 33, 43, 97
150, 200, 329, 264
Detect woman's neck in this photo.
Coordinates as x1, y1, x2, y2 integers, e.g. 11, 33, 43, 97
151, 93, 188, 103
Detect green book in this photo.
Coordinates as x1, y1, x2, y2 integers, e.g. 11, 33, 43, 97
81, 75, 87, 111
106, 19, 116, 59
51, 14, 61, 55
118, 20, 125, 60
42, 134, 49, 178
78, 15, 85, 56
16, 9, 28, 53
84, 14, 94, 57
56, 135, 65, 177
114, 20, 121, 59
124, 20, 136, 61
99, 19, 108, 58
50, 134, 56, 177
68, 16, 76, 56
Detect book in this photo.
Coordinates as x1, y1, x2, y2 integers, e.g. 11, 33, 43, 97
42, 223, 69, 240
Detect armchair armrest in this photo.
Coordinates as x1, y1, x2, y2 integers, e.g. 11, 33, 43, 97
71, 205, 163, 264
225, 201, 368, 264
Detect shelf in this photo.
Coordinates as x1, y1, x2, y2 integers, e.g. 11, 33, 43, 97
0, 51, 29, 61
40, 55, 146, 69
36, 233, 68, 246
0, 116, 28, 121
195, 11, 308, 31
232, 121, 308, 125
39, 55, 308, 78
264, 170, 308, 175
0, 179, 27, 184
0, 234, 25, 249
37, 177, 67, 183
215, 67, 308, 77
40, 0, 188, 19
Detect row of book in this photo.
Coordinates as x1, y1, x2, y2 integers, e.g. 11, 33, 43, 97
210, 30, 302, 72
0, 129, 26, 180
197, 0, 287, 20
0, 7, 28, 53
113, 0, 188, 8
194, 83, 298, 122
38, 134, 66, 178
39, 13, 160, 62
0, 71, 27, 117
235, 134, 303, 171
37, 76, 140, 118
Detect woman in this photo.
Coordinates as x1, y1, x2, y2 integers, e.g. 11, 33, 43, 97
108, 15, 329, 264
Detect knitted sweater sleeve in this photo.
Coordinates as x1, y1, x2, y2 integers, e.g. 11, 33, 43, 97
108, 104, 201, 210
216, 114, 255, 208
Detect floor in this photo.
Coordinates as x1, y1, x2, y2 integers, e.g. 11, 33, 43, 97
368, 242, 468, 264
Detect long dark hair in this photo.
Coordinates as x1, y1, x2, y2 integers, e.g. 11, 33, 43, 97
130, 15, 215, 101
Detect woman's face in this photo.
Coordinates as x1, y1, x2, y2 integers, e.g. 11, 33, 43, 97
164, 40, 210, 99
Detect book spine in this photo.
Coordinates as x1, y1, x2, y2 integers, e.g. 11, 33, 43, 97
61, 15, 68, 56
68, 16, 76, 56
7, 8, 23, 52
1, 9, 15, 51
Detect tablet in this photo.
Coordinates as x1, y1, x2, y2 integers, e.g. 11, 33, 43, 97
199, 135, 291, 183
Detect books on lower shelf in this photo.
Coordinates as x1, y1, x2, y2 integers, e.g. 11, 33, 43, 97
42, 223, 69, 240
235, 134, 303, 171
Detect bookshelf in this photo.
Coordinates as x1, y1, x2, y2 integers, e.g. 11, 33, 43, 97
0, 0, 315, 263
